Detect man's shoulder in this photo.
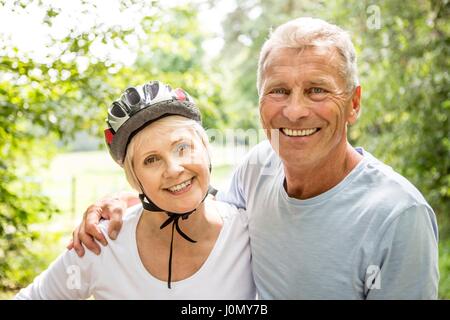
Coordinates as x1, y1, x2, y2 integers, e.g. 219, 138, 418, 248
247, 139, 275, 158
240, 140, 281, 172
358, 149, 431, 212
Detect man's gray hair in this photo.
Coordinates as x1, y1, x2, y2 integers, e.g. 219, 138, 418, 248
257, 17, 359, 95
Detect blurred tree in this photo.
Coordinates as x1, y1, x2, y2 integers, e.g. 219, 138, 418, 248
343, 0, 450, 237
216, 0, 449, 236
0, 0, 225, 291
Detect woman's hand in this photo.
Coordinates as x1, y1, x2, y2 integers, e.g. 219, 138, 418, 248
67, 192, 140, 257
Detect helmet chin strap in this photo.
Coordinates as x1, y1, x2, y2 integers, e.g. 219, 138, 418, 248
137, 178, 217, 289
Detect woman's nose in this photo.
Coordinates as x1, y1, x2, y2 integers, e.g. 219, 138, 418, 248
163, 158, 184, 178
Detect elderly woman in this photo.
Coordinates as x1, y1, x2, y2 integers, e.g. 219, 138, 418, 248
15, 81, 256, 299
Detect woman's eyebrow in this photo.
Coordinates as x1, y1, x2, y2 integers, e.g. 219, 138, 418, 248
140, 138, 185, 157
170, 138, 185, 146
140, 149, 157, 158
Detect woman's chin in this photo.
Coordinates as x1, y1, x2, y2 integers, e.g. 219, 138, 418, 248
157, 186, 206, 213
165, 199, 203, 214
172, 202, 200, 213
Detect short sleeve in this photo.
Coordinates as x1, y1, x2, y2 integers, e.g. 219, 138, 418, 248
365, 204, 439, 299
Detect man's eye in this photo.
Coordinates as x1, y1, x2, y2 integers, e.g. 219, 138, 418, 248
144, 156, 159, 165
309, 87, 326, 94
269, 88, 289, 95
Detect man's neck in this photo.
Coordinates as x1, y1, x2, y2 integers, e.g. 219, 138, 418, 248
282, 142, 363, 200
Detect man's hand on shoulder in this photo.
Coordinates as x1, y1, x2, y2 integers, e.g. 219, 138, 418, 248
67, 191, 139, 257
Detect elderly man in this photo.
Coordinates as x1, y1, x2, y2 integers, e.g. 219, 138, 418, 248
71, 17, 439, 299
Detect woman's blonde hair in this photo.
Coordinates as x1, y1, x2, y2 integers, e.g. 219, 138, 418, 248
123, 115, 210, 193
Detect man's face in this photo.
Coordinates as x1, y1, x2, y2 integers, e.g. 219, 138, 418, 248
259, 46, 360, 167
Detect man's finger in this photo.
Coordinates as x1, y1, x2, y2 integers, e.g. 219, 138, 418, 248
72, 228, 85, 257
67, 239, 74, 250
107, 219, 123, 240
83, 204, 107, 246
85, 213, 108, 246
99, 198, 126, 240
79, 231, 101, 256
107, 202, 125, 240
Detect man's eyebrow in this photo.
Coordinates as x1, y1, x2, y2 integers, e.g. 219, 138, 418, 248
305, 79, 330, 86
264, 80, 288, 89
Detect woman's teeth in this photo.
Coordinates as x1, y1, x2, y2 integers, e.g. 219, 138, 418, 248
167, 179, 192, 193
281, 128, 319, 137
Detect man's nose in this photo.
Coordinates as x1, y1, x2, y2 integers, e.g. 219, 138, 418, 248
282, 93, 311, 122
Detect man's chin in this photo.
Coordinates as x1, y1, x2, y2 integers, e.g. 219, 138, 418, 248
278, 149, 314, 166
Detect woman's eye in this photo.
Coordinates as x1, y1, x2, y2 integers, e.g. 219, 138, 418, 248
144, 156, 159, 165
175, 142, 191, 156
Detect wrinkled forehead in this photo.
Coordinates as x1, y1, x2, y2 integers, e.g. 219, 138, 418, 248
264, 46, 343, 72
262, 46, 347, 88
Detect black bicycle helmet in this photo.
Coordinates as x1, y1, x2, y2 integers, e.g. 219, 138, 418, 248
104, 80, 201, 166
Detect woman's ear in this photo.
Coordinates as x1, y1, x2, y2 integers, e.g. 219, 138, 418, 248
348, 86, 361, 125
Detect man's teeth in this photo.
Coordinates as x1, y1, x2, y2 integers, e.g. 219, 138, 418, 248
282, 128, 318, 137
168, 179, 192, 192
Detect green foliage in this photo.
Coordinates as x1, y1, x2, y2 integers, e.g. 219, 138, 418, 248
0, 0, 226, 291
2, 228, 65, 292
347, 0, 450, 238
440, 239, 450, 299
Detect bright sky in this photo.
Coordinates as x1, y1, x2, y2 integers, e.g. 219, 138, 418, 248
0, 0, 236, 66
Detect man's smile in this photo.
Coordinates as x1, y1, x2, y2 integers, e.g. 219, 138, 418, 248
280, 127, 321, 137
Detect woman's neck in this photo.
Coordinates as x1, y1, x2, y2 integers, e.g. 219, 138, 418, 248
137, 198, 222, 243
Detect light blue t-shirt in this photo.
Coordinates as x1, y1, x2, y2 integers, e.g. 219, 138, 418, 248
217, 141, 439, 299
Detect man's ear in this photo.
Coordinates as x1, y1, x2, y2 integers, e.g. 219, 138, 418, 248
348, 86, 361, 125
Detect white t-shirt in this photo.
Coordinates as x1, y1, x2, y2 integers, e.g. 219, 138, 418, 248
15, 199, 256, 300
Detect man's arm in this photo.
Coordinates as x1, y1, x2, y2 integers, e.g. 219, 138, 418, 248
365, 204, 439, 299
68, 192, 139, 257
216, 163, 247, 210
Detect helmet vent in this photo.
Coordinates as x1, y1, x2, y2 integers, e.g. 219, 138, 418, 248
124, 87, 142, 106
111, 102, 126, 117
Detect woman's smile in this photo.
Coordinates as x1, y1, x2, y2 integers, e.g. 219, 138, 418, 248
164, 177, 195, 195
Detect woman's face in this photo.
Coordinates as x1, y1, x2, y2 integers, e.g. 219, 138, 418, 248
131, 121, 210, 214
